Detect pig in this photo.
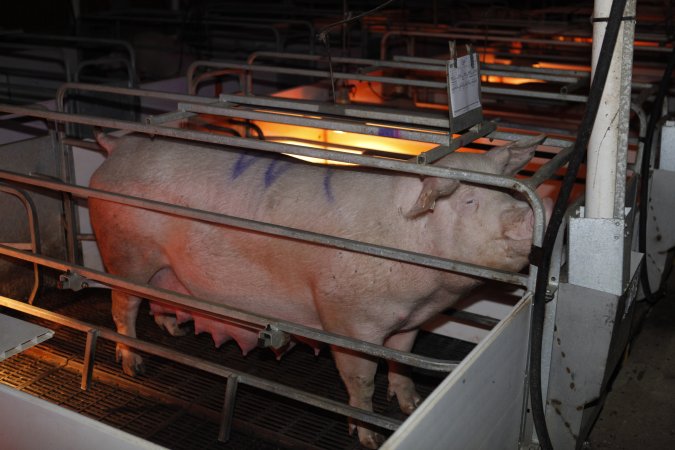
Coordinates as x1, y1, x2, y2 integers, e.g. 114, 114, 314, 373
88, 131, 547, 448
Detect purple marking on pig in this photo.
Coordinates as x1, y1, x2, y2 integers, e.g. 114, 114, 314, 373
323, 167, 335, 202
264, 158, 292, 188
88, 132, 549, 449
232, 152, 258, 179
377, 127, 400, 138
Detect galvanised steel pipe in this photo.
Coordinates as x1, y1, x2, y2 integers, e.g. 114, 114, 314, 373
0, 103, 547, 249
0, 242, 458, 373
0, 295, 402, 432
0, 169, 529, 289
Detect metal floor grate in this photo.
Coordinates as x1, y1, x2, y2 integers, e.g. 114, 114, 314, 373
0, 290, 475, 449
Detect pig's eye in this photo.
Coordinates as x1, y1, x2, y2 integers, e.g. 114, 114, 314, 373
466, 200, 474, 205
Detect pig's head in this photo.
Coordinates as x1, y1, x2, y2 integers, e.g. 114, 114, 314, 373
406, 134, 550, 273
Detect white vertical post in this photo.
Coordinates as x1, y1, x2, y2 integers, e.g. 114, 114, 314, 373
586, 0, 635, 218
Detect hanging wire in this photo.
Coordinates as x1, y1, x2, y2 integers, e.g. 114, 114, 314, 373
315, 0, 396, 104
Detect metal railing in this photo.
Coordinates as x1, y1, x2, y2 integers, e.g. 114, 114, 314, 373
0, 84, 573, 441
0, 185, 41, 304
0, 294, 402, 440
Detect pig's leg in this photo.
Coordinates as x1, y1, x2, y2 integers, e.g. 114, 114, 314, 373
149, 267, 191, 337
384, 330, 421, 414
111, 290, 145, 376
331, 347, 384, 449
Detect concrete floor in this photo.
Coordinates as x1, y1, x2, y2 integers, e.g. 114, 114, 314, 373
588, 269, 675, 449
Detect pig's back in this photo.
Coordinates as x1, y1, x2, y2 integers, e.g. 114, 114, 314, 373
88, 135, 430, 327
90, 135, 414, 240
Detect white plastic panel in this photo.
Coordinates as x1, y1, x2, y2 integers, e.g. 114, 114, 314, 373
0, 312, 53, 361
0, 383, 165, 450
383, 293, 532, 450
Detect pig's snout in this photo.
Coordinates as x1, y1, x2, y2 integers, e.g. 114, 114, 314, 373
501, 198, 554, 260
501, 204, 536, 243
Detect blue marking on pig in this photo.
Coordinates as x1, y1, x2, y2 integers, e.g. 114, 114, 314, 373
323, 168, 335, 202
264, 158, 292, 188
232, 153, 258, 179
377, 127, 400, 138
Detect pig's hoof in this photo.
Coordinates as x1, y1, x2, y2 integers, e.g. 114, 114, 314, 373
154, 314, 188, 337
387, 382, 422, 415
358, 427, 386, 449
350, 422, 386, 449
116, 345, 145, 376
122, 356, 146, 377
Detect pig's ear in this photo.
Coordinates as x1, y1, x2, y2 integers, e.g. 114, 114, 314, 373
405, 177, 460, 218
489, 134, 545, 175
93, 128, 118, 156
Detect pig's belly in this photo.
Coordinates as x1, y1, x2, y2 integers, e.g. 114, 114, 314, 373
149, 223, 328, 351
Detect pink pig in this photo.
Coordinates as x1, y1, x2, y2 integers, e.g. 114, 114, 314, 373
89, 132, 547, 448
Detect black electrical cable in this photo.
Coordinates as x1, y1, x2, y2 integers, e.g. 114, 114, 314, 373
315, 0, 396, 43
226, 119, 265, 140
528, 1, 629, 449
637, 44, 675, 303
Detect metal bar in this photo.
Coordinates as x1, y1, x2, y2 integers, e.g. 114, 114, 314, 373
81, 15, 285, 51
393, 55, 590, 78
481, 86, 589, 103
61, 138, 102, 152
0, 296, 402, 432
524, 145, 575, 189
392, 26, 672, 55
186, 60, 447, 97
264, 135, 404, 157
81, 328, 99, 391
487, 131, 572, 150
0, 32, 137, 77
629, 103, 647, 173
145, 111, 196, 125
57, 111, 80, 266
245, 51, 451, 72
0, 168, 528, 289
218, 94, 451, 128
416, 121, 497, 165
218, 376, 239, 443
55, 82, 216, 114
613, 0, 637, 220
258, 55, 587, 103
379, 29, 644, 60
75, 57, 136, 88
481, 68, 580, 84
0, 243, 460, 372
191, 55, 620, 109
0, 243, 33, 250
210, 16, 316, 53
188, 68, 244, 96
0, 184, 41, 304
0, 104, 547, 248
180, 101, 452, 145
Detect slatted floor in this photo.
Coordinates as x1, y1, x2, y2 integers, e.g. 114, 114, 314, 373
0, 289, 475, 449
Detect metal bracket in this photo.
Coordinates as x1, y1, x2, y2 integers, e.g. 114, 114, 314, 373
57, 272, 109, 291
258, 325, 291, 350
81, 328, 99, 391
545, 283, 559, 302
218, 375, 239, 443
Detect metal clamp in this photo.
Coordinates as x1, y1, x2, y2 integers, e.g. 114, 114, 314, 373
258, 325, 291, 350
58, 272, 109, 291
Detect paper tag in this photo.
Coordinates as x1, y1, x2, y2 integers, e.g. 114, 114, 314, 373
448, 54, 481, 118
